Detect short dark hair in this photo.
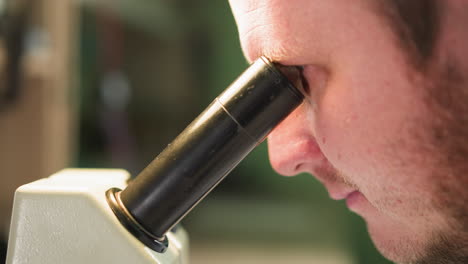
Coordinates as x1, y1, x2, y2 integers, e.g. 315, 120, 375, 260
376, 0, 442, 69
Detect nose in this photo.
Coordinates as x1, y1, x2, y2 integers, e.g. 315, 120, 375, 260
268, 102, 325, 176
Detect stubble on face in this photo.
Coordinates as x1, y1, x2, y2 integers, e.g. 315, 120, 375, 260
365, 1, 468, 262
377, 64, 468, 263
413, 56, 468, 264
378, 1, 468, 264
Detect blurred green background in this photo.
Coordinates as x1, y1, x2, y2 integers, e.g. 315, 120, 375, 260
77, 1, 392, 263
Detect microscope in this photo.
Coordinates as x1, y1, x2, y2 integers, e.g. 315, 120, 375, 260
6, 56, 305, 264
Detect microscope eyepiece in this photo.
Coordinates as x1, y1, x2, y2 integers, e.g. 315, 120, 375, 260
107, 56, 305, 253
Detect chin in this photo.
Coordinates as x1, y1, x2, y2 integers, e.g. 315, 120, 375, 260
365, 217, 430, 263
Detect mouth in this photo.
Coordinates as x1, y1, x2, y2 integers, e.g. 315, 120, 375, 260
328, 187, 365, 211
329, 188, 359, 201
308, 161, 360, 202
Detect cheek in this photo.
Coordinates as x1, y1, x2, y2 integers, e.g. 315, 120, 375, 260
311, 65, 428, 196
313, 79, 383, 183
312, 74, 440, 221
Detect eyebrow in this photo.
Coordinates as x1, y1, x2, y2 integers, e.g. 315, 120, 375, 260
374, 0, 442, 68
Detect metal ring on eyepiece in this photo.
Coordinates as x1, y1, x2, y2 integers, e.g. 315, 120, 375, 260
106, 188, 169, 253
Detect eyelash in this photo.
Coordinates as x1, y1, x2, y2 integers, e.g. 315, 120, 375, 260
298, 66, 311, 95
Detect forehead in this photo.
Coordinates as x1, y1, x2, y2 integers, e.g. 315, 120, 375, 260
231, 0, 440, 67
231, 0, 393, 64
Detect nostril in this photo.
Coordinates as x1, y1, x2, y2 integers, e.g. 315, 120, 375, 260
268, 134, 325, 177
268, 139, 315, 176
268, 147, 300, 177
294, 163, 304, 173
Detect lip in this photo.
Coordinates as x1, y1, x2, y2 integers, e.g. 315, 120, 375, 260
309, 164, 358, 202
329, 189, 355, 200
346, 191, 364, 210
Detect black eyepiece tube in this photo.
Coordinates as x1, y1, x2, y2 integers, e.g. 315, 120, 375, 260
107, 56, 304, 252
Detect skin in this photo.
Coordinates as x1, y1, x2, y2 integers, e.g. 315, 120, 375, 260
228, 0, 468, 263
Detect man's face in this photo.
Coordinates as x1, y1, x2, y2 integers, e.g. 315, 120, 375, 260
229, 0, 468, 263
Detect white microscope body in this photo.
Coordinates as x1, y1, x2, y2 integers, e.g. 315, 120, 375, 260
6, 169, 189, 264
